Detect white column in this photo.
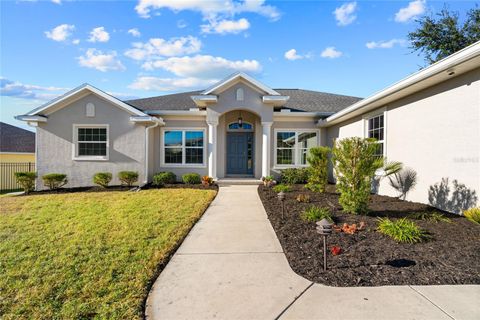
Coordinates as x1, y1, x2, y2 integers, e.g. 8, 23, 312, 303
207, 120, 218, 179
261, 122, 273, 178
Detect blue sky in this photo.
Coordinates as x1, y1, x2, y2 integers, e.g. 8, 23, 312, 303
0, 0, 475, 130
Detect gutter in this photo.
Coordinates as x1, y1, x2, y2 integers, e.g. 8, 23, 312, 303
145, 110, 207, 116
143, 118, 163, 185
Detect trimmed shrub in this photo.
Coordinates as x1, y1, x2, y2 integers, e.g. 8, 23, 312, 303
306, 146, 330, 192
332, 137, 383, 214
14, 172, 37, 194
301, 206, 333, 223
464, 207, 480, 224
42, 173, 68, 190
153, 172, 176, 187
118, 171, 138, 187
377, 218, 429, 243
182, 173, 201, 185
273, 184, 292, 193
93, 172, 112, 188
281, 168, 309, 185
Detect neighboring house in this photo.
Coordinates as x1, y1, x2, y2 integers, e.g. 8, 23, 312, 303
17, 42, 480, 213
0, 122, 35, 163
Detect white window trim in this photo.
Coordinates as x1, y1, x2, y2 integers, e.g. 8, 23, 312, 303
72, 124, 109, 161
160, 127, 207, 168
362, 107, 387, 157
273, 128, 320, 169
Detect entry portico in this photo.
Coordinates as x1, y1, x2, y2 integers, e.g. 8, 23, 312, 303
192, 72, 289, 180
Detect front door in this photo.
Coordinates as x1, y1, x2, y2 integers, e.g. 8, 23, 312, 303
226, 132, 254, 175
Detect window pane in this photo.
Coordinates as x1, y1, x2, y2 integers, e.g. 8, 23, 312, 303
229, 123, 239, 130
379, 115, 384, 127
298, 132, 317, 149
186, 131, 204, 147
78, 127, 106, 142
186, 148, 203, 164
277, 132, 295, 148
375, 143, 384, 157
300, 149, 308, 165
78, 143, 106, 156
277, 149, 294, 165
165, 131, 182, 147
165, 148, 182, 163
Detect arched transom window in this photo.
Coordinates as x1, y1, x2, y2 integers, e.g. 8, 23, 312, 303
228, 121, 253, 131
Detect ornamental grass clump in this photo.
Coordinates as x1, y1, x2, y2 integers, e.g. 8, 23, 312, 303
408, 211, 451, 223
93, 172, 112, 188
14, 172, 37, 194
42, 173, 68, 190
273, 184, 292, 193
306, 146, 330, 192
377, 218, 429, 243
332, 137, 383, 214
301, 206, 333, 223
463, 207, 480, 224
118, 171, 138, 187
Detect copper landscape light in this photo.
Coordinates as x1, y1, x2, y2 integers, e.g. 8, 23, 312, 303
316, 218, 333, 271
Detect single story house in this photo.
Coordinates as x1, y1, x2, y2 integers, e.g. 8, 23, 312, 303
17, 42, 480, 213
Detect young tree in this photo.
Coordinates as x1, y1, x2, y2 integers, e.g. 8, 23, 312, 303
306, 146, 330, 192
408, 6, 480, 64
332, 138, 383, 214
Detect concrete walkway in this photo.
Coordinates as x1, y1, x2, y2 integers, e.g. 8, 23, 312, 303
146, 185, 480, 320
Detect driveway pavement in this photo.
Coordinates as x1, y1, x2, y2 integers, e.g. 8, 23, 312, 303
146, 185, 480, 320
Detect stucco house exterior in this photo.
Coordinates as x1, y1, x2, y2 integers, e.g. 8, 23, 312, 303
17, 42, 480, 213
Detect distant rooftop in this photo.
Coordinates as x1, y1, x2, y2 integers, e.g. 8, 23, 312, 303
0, 122, 35, 153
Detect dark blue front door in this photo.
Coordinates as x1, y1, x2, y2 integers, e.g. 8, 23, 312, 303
227, 132, 254, 175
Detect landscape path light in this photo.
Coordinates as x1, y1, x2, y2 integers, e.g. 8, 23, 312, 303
277, 191, 285, 219
316, 218, 333, 271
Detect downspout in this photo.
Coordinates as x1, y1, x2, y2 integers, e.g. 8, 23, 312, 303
143, 119, 161, 186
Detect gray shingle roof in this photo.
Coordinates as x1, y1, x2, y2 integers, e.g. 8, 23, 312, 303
125, 89, 362, 113
0, 122, 35, 153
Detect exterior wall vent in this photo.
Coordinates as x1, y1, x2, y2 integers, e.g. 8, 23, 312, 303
86, 103, 95, 117
236, 88, 244, 101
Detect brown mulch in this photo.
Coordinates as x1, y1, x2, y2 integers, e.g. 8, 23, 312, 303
258, 184, 480, 287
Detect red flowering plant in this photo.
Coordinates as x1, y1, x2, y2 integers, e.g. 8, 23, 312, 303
331, 246, 342, 256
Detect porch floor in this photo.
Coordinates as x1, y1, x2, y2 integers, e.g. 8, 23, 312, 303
216, 178, 261, 186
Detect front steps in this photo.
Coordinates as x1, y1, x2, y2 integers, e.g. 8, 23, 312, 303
216, 178, 262, 186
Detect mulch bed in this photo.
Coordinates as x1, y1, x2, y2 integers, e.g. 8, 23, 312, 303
258, 184, 480, 286
19, 183, 218, 196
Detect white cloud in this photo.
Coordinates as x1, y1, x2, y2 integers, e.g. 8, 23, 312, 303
0, 77, 68, 100
77, 49, 125, 72
51, 0, 62, 4
395, 0, 426, 23
141, 55, 261, 79
125, 36, 202, 60
45, 24, 75, 42
366, 39, 407, 49
284, 49, 303, 61
88, 27, 110, 43
72, 39, 80, 45
201, 18, 250, 34
135, 0, 280, 21
334, 2, 357, 26
128, 28, 141, 37
129, 76, 218, 91
321, 47, 343, 59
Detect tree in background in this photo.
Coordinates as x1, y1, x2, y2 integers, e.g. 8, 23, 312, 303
408, 5, 480, 64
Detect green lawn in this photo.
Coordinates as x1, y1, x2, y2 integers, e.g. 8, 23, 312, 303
0, 188, 216, 319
